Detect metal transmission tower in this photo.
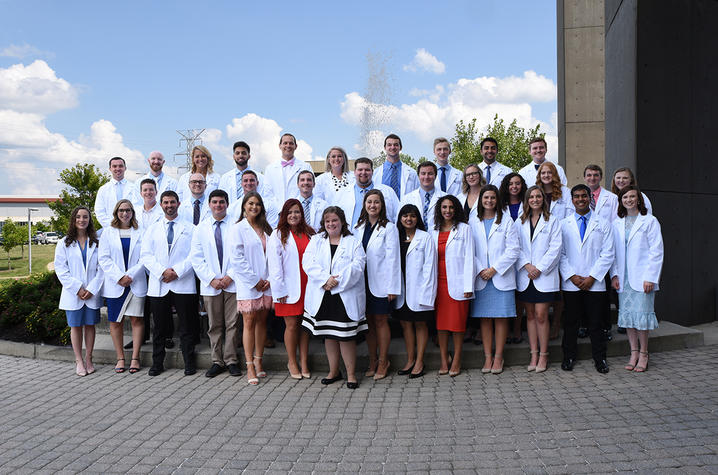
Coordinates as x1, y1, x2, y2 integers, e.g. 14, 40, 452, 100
174, 129, 206, 173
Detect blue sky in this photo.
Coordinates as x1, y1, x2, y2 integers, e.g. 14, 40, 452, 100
0, 0, 557, 194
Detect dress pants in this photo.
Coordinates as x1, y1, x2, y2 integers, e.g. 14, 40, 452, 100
150, 291, 199, 368
562, 290, 607, 362
203, 291, 239, 366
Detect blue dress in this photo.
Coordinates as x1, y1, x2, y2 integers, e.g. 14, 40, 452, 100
106, 235, 131, 323
470, 218, 516, 318
617, 216, 658, 330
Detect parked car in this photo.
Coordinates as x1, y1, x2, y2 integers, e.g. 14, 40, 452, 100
44, 232, 59, 244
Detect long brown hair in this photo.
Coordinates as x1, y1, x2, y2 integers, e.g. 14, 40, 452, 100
276, 198, 315, 246
477, 185, 504, 224
110, 199, 138, 229
433, 195, 467, 230
64, 206, 99, 247
238, 191, 273, 235
355, 189, 389, 229
461, 164, 486, 194
536, 161, 563, 201
617, 185, 648, 218
520, 186, 551, 223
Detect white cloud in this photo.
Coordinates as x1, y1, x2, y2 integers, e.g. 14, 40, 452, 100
403, 48, 446, 74
0, 60, 78, 114
0, 43, 53, 59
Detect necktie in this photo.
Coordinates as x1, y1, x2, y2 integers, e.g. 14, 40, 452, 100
303, 198, 311, 223
440, 167, 447, 192
579, 216, 587, 241
115, 181, 123, 201
167, 221, 174, 252
214, 221, 223, 268
423, 192, 431, 228
388, 163, 400, 198
589, 192, 596, 211
281, 159, 295, 168
534, 164, 540, 170
193, 199, 200, 225
236, 171, 243, 200
485, 165, 491, 184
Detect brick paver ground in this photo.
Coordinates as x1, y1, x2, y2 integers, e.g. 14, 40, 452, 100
1, 346, 718, 474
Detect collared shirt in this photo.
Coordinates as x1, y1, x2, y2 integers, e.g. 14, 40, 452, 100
353, 182, 374, 227
163, 217, 180, 247
574, 210, 593, 227
591, 187, 602, 207
140, 202, 162, 231
382, 159, 402, 196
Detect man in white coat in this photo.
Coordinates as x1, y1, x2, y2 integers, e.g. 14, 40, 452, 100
559, 184, 615, 374
178, 173, 211, 225
190, 189, 241, 378
141, 190, 199, 377
219, 141, 269, 205
400, 161, 447, 230
477, 137, 512, 188
433, 137, 462, 195
228, 170, 280, 227
135, 151, 178, 205
94, 156, 136, 229
519, 137, 568, 187
373, 134, 419, 200
336, 157, 400, 228
297, 170, 328, 230
263, 133, 312, 204
137, 179, 164, 232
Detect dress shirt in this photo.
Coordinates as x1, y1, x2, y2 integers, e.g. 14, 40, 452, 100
353, 183, 374, 227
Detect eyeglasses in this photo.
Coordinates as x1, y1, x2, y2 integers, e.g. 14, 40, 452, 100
189, 180, 206, 185
118, 209, 133, 214
465, 172, 481, 178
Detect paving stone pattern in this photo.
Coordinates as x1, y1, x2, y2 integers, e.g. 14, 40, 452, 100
2, 346, 718, 474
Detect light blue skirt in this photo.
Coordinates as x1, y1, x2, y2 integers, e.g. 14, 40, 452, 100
470, 280, 516, 318
618, 281, 658, 331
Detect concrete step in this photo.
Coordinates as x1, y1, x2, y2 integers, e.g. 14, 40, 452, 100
0, 322, 702, 373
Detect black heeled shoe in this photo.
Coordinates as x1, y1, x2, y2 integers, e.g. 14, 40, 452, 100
346, 381, 358, 389
321, 374, 343, 385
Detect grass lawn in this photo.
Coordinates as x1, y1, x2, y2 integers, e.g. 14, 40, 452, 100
0, 244, 56, 279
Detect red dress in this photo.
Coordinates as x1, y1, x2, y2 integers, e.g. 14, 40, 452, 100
275, 232, 310, 317
435, 231, 469, 332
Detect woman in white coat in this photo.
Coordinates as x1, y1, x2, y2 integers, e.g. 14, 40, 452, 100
177, 145, 221, 203
432, 195, 474, 377
394, 204, 437, 378
315, 146, 355, 204
610, 186, 663, 372
302, 207, 367, 389
354, 189, 400, 380
99, 200, 148, 374
267, 198, 315, 380
611, 167, 653, 215
469, 185, 520, 375
456, 164, 485, 218
515, 187, 562, 373
54, 206, 103, 377
230, 191, 273, 385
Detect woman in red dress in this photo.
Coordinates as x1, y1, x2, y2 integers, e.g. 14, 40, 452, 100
431, 195, 475, 376
267, 199, 316, 379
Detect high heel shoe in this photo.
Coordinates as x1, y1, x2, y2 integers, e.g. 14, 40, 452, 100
374, 360, 390, 380
535, 352, 549, 373
246, 362, 259, 385
634, 351, 649, 372
491, 356, 504, 374
75, 360, 87, 377
364, 361, 378, 378
625, 349, 639, 371
114, 358, 126, 374
288, 364, 302, 380
129, 358, 141, 374
253, 355, 266, 378
527, 350, 539, 372
482, 355, 493, 374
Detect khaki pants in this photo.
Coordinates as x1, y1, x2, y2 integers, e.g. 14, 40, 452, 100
203, 291, 239, 366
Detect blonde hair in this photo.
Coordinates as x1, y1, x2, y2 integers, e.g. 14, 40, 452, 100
191, 145, 214, 174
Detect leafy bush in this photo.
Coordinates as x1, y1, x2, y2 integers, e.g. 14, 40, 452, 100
0, 272, 68, 345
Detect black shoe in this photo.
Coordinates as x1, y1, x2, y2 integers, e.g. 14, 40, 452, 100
409, 369, 425, 379
577, 327, 588, 338
205, 363, 226, 378
346, 381, 358, 389
603, 329, 613, 342
184, 366, 197, 376
123, 340, 133, 349
397, 366, 414, 376
165, 338, 175, 349
320, 374, 343, 385
148, 366, 164, 376
228, 363, 242, 377
595, 359, 609, 374
617, 326, 627, 334
561, 358, 575, 371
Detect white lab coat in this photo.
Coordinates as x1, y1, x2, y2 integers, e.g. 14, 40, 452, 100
303, 195, 329, 231
263, 158, 312, 203
478, 161, 513, 188
140, 218, 196, 296
315, 171, 355, 204
134, 172, 178, 201
178, 194, 212, 226
54, 239, 104, 311
470, 215, 520, 291
354, 221, 401, 298
266, 229, 306, 304
137, 203, 164, 233
98, 226, 147, 298
519, 160, 568, 187
94, 178, 136, 229
335, 183, 400, 226
373, 162, 419, 199
546, 185, 573, 221
610, 214, 663, 292
458, 191, 480, 220
229, 219, 271, 300
227, 193, 280, 229
515, 215, 563, 293
400, 188, 448, 231
393, 229, 437, 311
177, 171, 221, 204
190, 216, 237, 296
593, 187, 619, 223
302, 233, 366, 321
432, 223, 475, 300
434, 164, 463, 196
503, 202, 525, 222
559, 213, 615, 292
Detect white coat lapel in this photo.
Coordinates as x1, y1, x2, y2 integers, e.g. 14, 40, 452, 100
532, 217, 546, 242
595, 189, 607, 214
368, 224, 383, 247
582, 216, 599, 244
487, 219, 500, 240
83, 241, 95, 280
627, 214, 646, 243
128, 227, 140, 261
446, 226, 459, 248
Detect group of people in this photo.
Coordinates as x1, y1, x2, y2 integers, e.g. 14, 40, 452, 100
54, 132, 664, 388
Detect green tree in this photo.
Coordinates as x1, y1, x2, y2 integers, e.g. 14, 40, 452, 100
1, 220, 23, 269
450, 114, 544, 174
372, 152, 419, 169
48, 163, 109, 232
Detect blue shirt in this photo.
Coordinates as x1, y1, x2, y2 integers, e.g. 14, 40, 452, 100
382, 159, 402, 196
574, 210, 592, 225
353, 182, 374, 227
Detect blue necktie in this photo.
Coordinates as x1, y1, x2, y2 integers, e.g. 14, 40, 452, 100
579, 216, 587, 241
214, 221, 223, 269
440, 167, 447, 192
235, 171, 243, 200
485, 165, 491, 184
303, 198, 311, 224
423, 192, 431, 228
167, 221, 174, 252
388, 163, 400, 198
